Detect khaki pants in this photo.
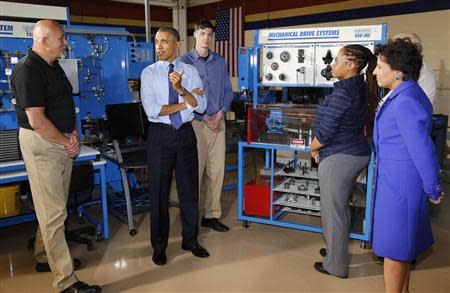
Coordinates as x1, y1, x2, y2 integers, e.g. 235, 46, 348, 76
19, 128, 78, 291
192, 119, 225, 219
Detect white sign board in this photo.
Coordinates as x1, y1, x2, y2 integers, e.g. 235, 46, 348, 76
0, 21, 35, 39
258, 25, 384, 44
262, 44, 315, 86
0, 1, 67, 21
59, 59, 80, 95
314, 42, 374, 86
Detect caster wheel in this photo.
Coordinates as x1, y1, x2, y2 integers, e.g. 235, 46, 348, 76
96, 234, 104, 242
129, 229, 137, 236
360, 240, 370, 249
242, 221, 250, 228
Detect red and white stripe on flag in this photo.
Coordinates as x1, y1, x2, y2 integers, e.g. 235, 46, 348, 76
214, 6, 244, 77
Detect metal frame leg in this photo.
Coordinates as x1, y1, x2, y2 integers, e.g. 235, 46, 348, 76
120, 168, 137, 235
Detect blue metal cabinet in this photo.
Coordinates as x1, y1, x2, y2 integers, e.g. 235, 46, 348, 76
237, 141, 375, 243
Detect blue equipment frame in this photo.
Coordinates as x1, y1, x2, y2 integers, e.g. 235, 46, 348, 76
237, 142, 375, 241
237, 24, 387, 243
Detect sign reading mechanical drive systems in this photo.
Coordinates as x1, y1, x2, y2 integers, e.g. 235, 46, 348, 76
258, 25, 384, 44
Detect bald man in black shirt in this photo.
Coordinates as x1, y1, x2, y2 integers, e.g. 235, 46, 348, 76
12, 20, 101, 293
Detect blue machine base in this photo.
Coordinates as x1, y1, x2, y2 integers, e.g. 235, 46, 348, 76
237, 141, 375, 242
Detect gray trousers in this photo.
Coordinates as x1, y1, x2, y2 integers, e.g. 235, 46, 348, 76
318, 153, 370, 277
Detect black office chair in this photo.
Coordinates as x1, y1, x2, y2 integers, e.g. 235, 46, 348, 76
65, 161, 98, 250
105, 102, 150, 236
28, 161, 99, 251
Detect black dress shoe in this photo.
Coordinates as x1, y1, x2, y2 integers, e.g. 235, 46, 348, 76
36, 258, 82, 273
152, 251, 167, 266
60, 281, 101, 293
319, 248, 327, 258
314, 262, 348, 279
201, 217, 230, 232
182, 243, 210, 258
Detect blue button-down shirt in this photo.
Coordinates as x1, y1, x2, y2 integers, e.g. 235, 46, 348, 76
179, 49, 233, 120
313, 74, 370, 161
140, 59, 206, 124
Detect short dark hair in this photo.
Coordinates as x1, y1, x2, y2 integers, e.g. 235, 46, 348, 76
374, 38, 423, 81
194, 19, 214, 32
156, 27, 180, 41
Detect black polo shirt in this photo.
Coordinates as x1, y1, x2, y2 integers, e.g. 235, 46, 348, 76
12, 49, 75, 133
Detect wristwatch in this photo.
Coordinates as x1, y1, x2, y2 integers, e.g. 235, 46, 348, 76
179, 87, 188, 96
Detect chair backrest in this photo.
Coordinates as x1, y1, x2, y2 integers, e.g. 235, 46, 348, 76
105, 102, 148, 143
67, 161, 94, 208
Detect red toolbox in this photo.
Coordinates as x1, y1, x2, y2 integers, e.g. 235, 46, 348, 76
244, 177, 281, 218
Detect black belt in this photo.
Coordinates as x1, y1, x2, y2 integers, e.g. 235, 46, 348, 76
149, 121, 191, 131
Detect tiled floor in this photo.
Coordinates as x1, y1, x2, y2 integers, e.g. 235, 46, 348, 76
1, 157, 449, 293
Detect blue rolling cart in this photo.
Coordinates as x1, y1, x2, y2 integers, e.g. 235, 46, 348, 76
236, 24, 387, 246
237, 141, 375, 244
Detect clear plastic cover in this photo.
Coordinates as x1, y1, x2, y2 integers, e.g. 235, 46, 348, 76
247, 104, 317, 147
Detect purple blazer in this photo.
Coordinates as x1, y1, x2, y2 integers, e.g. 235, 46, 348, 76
372, 79, 442, 261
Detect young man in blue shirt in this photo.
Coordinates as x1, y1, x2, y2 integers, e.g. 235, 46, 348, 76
180, 20, 234, 232
141, 27, 208, 266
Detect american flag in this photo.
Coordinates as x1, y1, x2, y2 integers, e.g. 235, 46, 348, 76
215, 7, 244, 77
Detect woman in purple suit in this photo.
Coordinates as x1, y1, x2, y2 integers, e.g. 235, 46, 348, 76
372, 39, 445, 292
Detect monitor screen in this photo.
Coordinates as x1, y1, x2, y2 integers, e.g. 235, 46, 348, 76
106, 102, 148, 141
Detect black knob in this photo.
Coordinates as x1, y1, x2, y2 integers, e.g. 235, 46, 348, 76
271, 62, 279, 70
280, 51, 290, 62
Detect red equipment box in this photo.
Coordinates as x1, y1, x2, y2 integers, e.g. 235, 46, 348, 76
244, 177, 281, 218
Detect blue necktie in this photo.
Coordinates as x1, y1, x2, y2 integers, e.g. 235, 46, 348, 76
168, 64, 183, 129
169, 64, 183, 129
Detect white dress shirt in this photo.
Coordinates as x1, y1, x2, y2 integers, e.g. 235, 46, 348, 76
140, 58, 207, 125
418, 61, 437, 107
377, 89, 393, 113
